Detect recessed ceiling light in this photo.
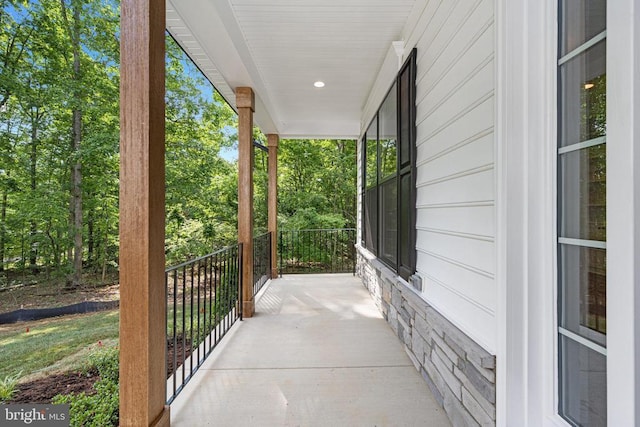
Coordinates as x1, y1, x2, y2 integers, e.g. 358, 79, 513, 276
314, 81, 325, 88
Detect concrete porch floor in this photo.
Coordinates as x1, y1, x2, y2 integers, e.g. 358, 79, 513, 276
169, 273, 451, 427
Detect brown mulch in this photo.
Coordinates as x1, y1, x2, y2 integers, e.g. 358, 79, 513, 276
166, 336, 193, 377
9, 369, 99, 404
8, 339, 193, 404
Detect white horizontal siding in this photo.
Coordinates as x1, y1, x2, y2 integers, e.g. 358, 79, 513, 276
417, 126, 494, 183
416, 204, 494, 239
413, 0, 496, 352
419, 270, 496, 351
416, 168, 494, 206
416, 231, 494, 275
417, 251, 495, 306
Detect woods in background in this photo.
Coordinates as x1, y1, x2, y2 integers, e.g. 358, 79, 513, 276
0, 0, 356, 290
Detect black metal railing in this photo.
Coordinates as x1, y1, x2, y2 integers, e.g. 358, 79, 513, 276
253, 232, 272, 296
278, 229, 356, 275
165, 243, 242, 404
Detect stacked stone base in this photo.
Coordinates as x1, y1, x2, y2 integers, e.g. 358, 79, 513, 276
356, 247, 496, 427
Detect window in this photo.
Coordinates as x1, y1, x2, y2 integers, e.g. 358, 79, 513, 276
362, 49, 416, 280
557, 1, 607, 425
363, 117, 378, 253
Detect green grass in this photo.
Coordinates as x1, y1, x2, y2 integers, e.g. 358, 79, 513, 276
0, 371, 21, 402
0, 310, 119, 381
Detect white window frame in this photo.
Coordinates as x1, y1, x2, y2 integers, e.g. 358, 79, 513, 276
496, 0, 567, 425
497, 0, 640, 426
606, 0, 640, 424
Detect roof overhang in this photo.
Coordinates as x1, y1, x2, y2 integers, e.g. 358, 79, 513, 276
166, 0, 421, 139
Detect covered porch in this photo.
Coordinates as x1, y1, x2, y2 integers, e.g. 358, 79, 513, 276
168, 274, 450, 426
117, 0, 455, 425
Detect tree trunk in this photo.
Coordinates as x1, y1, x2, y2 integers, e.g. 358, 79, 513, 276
71, 93, 83, 288
87, 208, 93, 267
63, 0, 83, 289
0, 181, 8, 273
29, 116, 38, 270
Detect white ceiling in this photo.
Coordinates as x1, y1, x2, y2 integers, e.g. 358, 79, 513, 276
166, 0, 418, 139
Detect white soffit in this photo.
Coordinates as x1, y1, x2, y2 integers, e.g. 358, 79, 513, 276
167, 0, 416, 139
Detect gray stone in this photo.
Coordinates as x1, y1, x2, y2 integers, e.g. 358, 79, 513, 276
414, 313, 431, 341
442, 327, 493, 371
431, 345, 455, 372
462, 387, 495, 423
397, 308, 410, 330
391, 286, 402, 309
454, 363, 495, 405
426, 307, 446, 338
401, 299, 415, 319
421, 367, 444, 408
461, 360, 495, 399
432, 347, 461, 399
434, 344, 457, 372
444, 393, 481, 427
423, 356, 447, 397
381, 300, 389, 319
423, 304, 494, 371
398, 305, 412, 327
382, 280, 391, 303
412, 332, 427, 362
397, 321, 405, 342
466, 356, 495, 383
405, 298, 427, 320
455, 371, 495, 419
444, 333, 467, 360
405, 346, 421, 371
480, 354, 495, 370
388, 305, 398, 334
433, 333, 460, 366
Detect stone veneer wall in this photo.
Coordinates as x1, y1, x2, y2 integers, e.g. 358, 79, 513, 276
356, 248, 496, 427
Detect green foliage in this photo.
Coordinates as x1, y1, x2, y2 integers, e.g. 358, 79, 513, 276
278, 139, 357, 231
85, 345, 119, 383
0, 2, 240, 278
0, 1, 357, 285
0, 371, 21, 402
53, 346, 119, 427
284, 208, 346, 231
165, 35, 238, 265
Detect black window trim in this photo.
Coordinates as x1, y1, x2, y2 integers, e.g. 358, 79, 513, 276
361, 48, 417, 280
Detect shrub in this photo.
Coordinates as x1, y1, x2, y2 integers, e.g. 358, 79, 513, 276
0, 371, 21, 402
53, 346, 119, 427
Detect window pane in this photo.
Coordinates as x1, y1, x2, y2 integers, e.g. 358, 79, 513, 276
559, 41, 606, 147
364, 187, 377, 253
366, 117, 378, 188
380, 177, 397, 266
379, 84, 397, 179
399, 67, 411, 168
398, 173, 411, 269
559, 0, 606, 57
559, 336, 607, 426
558, 145, 606, 241
559, 244, 607, 342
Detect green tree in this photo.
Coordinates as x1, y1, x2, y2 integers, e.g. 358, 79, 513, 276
278, 139, 356, 230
